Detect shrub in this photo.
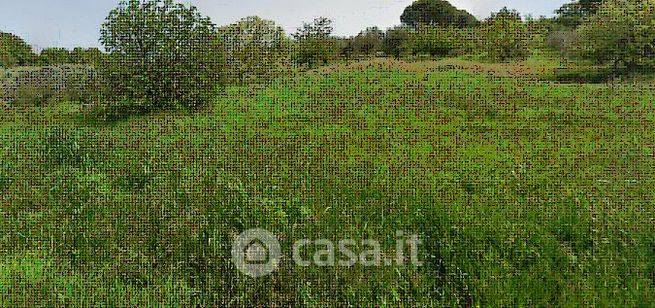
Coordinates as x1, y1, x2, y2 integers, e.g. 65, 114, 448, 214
553, 66, 613, 83
0, 32, 36, 67
351, 27, 385, 57
13, 83, 56, 107
411, 25, 478, 57
382, 26, 413, 58
42, 127, 88, 167
60, 67, 102, 104
481, 8, 531, 61
100, 0, 226, 111
3, 66, 101, 107
292, 17, 340, 68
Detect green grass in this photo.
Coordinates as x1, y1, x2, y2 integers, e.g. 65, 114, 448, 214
1, 59, 654, 306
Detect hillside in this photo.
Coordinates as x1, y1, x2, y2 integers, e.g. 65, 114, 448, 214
1, 60, 654, 306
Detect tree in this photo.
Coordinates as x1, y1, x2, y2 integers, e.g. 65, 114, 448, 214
0, 32, 35, 67
382, 26, 413, 58
481, 7, 530, 61
411, 26, 449, 56
575, 0, 655, 70
219, 16, 290, 84
39, 48, 72, 65
488, 7, 522, 22
100, 0, 225, 111
352, 27, 384, 56
292, 17, 339, 67
556, 0, 604, 28
69, 47, 105, 65
401, 0, 477, 29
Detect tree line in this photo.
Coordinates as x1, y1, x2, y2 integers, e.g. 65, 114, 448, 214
2, 0, 654, 112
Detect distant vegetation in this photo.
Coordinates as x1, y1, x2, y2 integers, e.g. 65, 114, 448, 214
3, 0, 655, 111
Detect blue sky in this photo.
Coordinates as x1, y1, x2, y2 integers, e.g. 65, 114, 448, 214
0, 0, 568, 50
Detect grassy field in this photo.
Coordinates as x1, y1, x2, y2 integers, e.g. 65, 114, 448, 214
1, 58, 654, 306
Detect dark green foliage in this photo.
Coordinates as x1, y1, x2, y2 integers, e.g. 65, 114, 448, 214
292, 17, 339, 68
556, 0, 604, 28
574, 0, 655, 70
411, 25, 478, 57
481, 8, 531, 61
99, 0, 226, 111
69, 47, 105, 66
39, 48, 73, 65
13, 82, 56, 107
2, 66, 100, 106
43, 127, 88, 167
0, 32, 36, 67
219, 16, 291, 84
553, 66, 613, 83
487, 6, 523, 22
401, 0, 477, 28
382, 26, 413, 58
343, 27, 385, 59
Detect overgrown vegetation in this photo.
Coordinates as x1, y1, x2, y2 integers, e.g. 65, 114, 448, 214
2, 0, 655, 305
2, 58, 654, 306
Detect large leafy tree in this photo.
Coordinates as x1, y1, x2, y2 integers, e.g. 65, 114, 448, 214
292, 17, 339, 67
352, 27, 385, 56
556, 0, 604, 28
100, 0, 225, 110
0, 32, 35, 67
401, 0, 477, 28
481, 7, 530, 61
219, 16, 290, 84
382, 26, 413, 58
575, 0, 655, 70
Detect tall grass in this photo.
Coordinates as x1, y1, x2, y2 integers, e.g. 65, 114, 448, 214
1, 59, 653, 306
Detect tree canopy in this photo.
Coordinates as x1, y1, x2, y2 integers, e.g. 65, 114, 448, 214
0, 32, 35, 67
219, 16, 289, 84
556, 0, 604, 28
100, 0, 225, 110
292, 17, 339, 67
575, 0, 655, 69
400, 0, 478, 28
482, 7, 530, 61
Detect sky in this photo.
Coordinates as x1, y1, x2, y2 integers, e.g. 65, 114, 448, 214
0, 0, 569, 51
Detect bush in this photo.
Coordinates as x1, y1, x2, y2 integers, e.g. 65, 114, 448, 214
100, 0, 226, 111
42, 127, 89, 167
481, 8, 531, 62
2, 66, 101, 107
0, 32, 36, 67
382, 26, 413, 58
13, 83, 56, 107
411, 25, 479, 57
